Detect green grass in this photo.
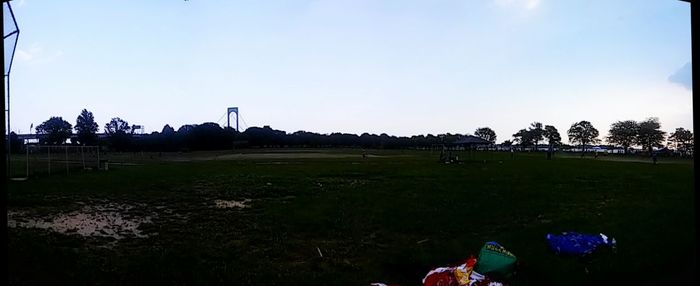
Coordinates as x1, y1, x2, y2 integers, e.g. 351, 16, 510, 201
7, 150, 695, 285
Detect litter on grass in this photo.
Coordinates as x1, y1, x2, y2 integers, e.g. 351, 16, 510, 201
546, 232, 616, 256
372, 242, 516, 286
473, 242, 518, 280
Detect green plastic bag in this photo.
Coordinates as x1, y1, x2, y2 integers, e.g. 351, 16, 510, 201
474, 242, 517, 279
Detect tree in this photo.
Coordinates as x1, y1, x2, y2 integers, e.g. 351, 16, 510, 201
512, 129, 535, 147
474, 127, 497, 144
177, 124, 195, 134
36, 117, 73, 145
668, 127, 693, 155
162, 124, 175, 135
529, 122, 545, 149
104, 117, 131, 134
104, 117, 132, 151
635, 118, 666, 155
74, 109, 99, 145
607, 120, 639, 154
543, 125, 561, 159
187, 122, 231, 150
501, 140, 512, 147
568, 121, 600, 156
543, 125, 561, 146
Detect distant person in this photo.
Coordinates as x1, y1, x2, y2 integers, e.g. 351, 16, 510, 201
510, 148, 514, 159
594, 151, 598, 159
652, 152, 658, 165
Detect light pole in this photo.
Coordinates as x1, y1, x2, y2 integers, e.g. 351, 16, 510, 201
3, 0, 19, 177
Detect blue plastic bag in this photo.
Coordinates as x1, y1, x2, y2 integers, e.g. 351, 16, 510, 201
545, 232, 615, 256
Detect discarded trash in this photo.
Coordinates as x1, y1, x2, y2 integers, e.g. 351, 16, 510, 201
373, 242, 513, 286
546, 232, 616, 256
453, 256, 477, 285
422, 266, 457, 286
422, 255, 507, 286
474, 242, 517, 280
416, 238, 430, 244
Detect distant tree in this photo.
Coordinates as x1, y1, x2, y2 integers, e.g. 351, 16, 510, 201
74, 109, 99, 145
104, 117, 132, 150
501, 140, 512, 147
635, 118, 666, 155
606, 120, 639, 154
568, 121, 600, 156
244, 125, 287, 147
543, 125, 561, 147
668, 127, 693, 155
512, 129, 535, 147
543, 125, 560, 159
104, 117, 131, 134
186, 122, 231, 150
474, 127, 497, 144
177, 124, 195, 134
529, 122, 545, 149
162, 124, 175, 135
35, 116, 73, 145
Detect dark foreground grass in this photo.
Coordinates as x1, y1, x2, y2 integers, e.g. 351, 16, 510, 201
7, 150, 695, 285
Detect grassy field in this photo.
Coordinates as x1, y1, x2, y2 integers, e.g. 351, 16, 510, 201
7, 149, 695, 285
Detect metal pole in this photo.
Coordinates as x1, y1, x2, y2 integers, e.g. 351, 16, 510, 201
6, 75, 10, 176
25, 143, 28, 178
65, 145, 68, 175
47, 146, 51, 175
4, 9, 19, 178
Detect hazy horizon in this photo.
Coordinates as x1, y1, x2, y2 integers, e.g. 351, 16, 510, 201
6, 0, 693, 144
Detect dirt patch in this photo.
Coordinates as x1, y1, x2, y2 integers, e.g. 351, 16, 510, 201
214, 199, 252, 209
316, 178, 369, 187
7, 204, 153, 240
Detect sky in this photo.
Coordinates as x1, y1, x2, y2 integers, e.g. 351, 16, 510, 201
5, 0, 693, 144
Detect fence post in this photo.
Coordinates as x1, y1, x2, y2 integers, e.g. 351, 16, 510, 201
66, 145, 69, 175
47, 146, 51, 175
25, 145, 29, 178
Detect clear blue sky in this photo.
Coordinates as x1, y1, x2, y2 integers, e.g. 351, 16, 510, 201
7, 0, 692, 144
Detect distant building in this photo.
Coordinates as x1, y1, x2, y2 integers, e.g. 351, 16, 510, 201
452, 135, 492, 150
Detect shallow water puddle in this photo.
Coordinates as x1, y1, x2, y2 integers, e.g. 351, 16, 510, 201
7, 205, 153, 240
214, 199, 251, 209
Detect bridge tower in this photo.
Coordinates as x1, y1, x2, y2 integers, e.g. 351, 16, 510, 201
227, 107, 239, 131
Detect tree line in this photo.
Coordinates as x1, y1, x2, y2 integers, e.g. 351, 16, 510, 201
508, 118, 693, 156
11, 109, 694, 156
